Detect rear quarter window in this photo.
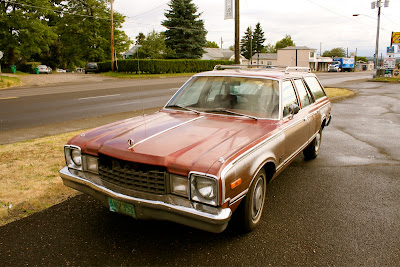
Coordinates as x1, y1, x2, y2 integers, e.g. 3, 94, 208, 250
304, 77, 326, 101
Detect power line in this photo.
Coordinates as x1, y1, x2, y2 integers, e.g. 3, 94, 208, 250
125, 2, 169, 20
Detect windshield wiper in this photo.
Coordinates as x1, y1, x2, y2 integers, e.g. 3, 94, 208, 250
166, 104, 201, 114
204, 109, 258, 120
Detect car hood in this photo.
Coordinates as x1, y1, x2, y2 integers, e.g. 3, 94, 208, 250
69, 111, 279, 176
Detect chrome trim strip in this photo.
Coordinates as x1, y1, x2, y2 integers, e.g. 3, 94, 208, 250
129, 116, 204, 149
229, 189, 249, 206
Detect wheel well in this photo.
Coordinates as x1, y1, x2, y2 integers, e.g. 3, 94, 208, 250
321, 119, 326, 130
262, 162, 276, 184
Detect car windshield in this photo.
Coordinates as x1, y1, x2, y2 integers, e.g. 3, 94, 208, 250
166, 76, 280, 119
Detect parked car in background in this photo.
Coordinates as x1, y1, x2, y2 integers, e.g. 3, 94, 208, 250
60, 65, 332, 233
75, 68, 84, 73
56, 69, 66, 73
85, 62, 99, 74
38, 65, 52, 74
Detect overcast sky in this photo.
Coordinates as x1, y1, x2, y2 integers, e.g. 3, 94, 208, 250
114, 0, 400, 57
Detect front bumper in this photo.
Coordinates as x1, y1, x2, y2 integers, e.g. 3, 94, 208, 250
59, 167, 232, 233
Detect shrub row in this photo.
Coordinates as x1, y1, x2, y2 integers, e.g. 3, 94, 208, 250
98, 59, 233, 74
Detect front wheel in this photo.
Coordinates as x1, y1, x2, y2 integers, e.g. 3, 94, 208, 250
303, 129, 322, 160
240, 169, 267, 232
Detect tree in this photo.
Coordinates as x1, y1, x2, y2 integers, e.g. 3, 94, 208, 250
253, 22, 266, 64
138, 30, 168, 59
262, 43, 276, 53
0, 0, 57, 65
322, 47, 346, 58
162, 0, 207, 59
55, 0, 131, 68
205, 41, 219, 48
357, 56, 368, 63
275, 35, 295, 50
135, 33, 146, 45
240, 27, 255, 60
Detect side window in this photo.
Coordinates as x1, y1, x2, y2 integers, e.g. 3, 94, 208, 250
294, 79, 312, 108
304, 77, 326, 101
282, 81, 299, 117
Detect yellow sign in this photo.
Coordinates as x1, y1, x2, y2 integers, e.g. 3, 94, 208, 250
392, 32, 400, 44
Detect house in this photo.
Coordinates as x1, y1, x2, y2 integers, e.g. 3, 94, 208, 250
242, 53, 278, 66
201, 48, 235, 61
122, 45, 142, 59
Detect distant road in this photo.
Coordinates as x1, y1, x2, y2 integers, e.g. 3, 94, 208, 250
0, 72, 371, 132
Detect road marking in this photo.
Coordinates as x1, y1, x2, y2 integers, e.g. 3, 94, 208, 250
78, 94, 120, 101
0, 97, 18, 100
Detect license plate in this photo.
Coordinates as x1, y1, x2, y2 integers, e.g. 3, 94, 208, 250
108, 198, 136, 218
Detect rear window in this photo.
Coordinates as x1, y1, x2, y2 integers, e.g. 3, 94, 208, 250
304, 77, 326, 101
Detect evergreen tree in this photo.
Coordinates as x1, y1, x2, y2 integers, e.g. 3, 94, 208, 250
240, 27, 255, 60
161, 0, 207, 59
253, 22, 266, 64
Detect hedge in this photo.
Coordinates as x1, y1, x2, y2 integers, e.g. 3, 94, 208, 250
98, 59, 233, 74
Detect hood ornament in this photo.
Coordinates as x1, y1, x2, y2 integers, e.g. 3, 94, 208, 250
128, 139, 135, 150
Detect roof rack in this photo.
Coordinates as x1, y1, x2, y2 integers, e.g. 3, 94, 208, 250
284, 67, 311, 74
213, 64, 311, 74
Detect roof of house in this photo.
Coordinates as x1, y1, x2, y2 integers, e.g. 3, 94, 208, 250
203, 48, 234, 60
279, 46, 316, 51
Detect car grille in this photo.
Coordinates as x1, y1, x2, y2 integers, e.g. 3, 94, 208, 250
98, 155, 167, 194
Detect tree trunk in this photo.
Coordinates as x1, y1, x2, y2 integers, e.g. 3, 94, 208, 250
8, 47, 15, 66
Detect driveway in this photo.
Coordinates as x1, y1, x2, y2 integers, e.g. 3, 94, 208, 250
0, 79, 399, 266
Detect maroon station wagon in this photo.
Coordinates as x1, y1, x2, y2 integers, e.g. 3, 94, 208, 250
60, 66, 332, 233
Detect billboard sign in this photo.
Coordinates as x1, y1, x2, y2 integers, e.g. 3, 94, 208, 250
383, 58, 396, 69
224, 0, 233, 20
391, 32, 400, 44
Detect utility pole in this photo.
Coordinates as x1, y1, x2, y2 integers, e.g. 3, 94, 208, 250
371, 0, 389, 69
110, 0, 115, 72
234, 0, 240, 64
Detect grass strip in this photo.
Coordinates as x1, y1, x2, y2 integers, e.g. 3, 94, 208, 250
0, 76, 21, 89
0, 131, 82, 226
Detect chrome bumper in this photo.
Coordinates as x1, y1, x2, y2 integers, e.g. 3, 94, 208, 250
59, 167, 232, 233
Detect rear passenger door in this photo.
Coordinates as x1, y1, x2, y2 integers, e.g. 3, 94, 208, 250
293, 78, 316, 142
281, 80, 309, 164
303, 76, 328, 135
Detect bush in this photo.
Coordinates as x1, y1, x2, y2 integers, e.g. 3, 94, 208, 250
16, 62, 41, 73
98, 59, 233, 74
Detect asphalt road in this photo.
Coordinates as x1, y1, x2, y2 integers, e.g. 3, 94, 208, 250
1, 74, 399, 266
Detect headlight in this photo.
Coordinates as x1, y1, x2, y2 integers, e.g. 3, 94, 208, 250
71, 149, 82, 166
85, 156, 99, 174
65, 146, 82, 171
190, 174, 218, 206
170, 174, 189, 197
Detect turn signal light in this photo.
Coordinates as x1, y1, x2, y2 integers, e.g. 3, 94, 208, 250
230, 178, 242, 189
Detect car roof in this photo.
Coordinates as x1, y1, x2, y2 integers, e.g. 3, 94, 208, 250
195, 67, 316, 81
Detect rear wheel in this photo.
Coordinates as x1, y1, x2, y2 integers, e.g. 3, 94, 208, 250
303, 129, 322, 160
240, 169, 266, 232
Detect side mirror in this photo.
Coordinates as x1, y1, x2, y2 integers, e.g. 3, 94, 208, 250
288, 104, 300, 119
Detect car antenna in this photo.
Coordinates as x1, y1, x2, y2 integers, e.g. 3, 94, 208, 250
137, 48, 147, 136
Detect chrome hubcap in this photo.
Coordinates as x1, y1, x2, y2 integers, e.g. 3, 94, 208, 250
252, 177, 265, 220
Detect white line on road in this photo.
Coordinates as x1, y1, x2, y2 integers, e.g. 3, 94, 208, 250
78, 94, 120, 101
